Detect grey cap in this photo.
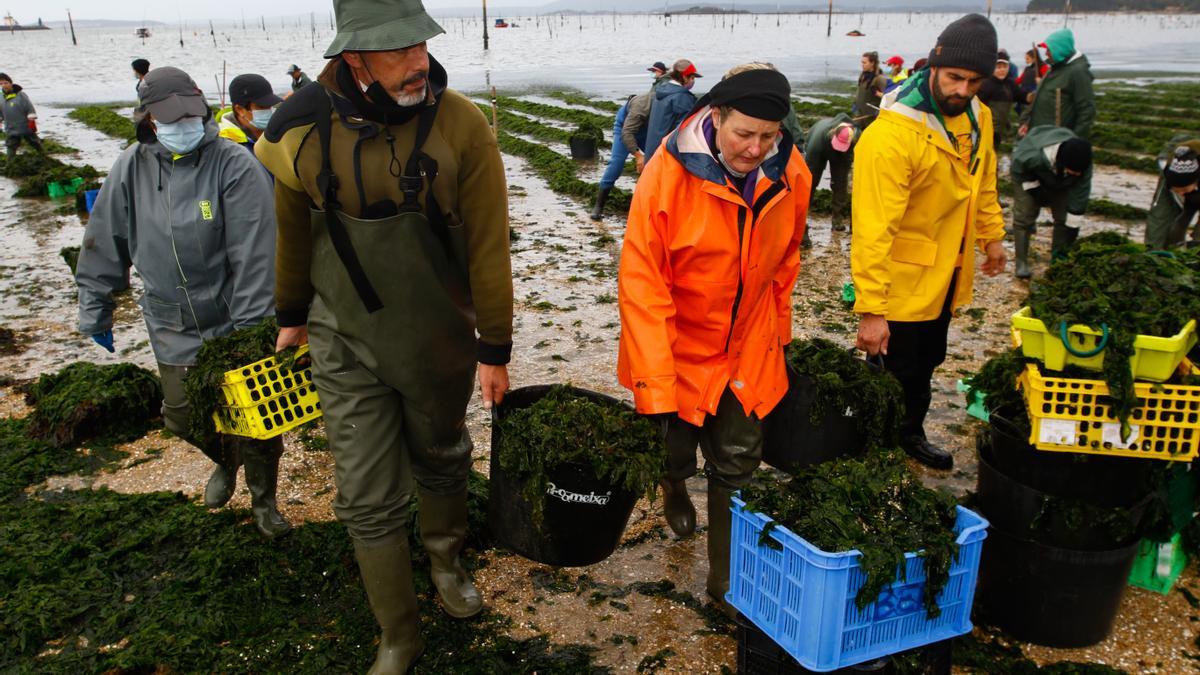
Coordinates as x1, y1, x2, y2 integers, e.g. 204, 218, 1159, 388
324, 0, 445, 59
136, 67, 209, 123
287, 64, 301, 74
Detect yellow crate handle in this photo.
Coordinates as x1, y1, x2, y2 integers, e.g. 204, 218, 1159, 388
1059, 321, 1109, 358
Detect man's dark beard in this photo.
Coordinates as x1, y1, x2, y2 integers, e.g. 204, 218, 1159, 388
931, 76, 970, 117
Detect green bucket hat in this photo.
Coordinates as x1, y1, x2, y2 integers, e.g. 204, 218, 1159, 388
324, 0, 446, 58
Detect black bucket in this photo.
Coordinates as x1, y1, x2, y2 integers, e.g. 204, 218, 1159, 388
488, 385, 640, 567
976, 441, 1148, 550
568, 136, 597, 160
762, 365, 869, 472
975, 526, 1137, 648
987, 412, 1154, 507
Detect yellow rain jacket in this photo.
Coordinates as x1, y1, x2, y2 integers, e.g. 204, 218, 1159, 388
851, 87, 1005, 322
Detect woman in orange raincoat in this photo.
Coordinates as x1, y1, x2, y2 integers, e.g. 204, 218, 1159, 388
617, 64, 811, 614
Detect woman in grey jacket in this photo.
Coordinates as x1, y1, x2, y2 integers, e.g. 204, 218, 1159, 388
0, 73, 43, 159
74, 67, 289, 539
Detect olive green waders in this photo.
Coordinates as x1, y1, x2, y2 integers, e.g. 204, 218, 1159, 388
159, 364, 292, 538
662, 387, 763, 616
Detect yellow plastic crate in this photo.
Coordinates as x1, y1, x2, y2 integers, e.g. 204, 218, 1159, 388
213, 346, 322, 439
1018, 362, 1200, 462
1010, 307, 1197, 383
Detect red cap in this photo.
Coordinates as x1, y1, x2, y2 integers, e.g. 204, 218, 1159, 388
885, 55, 904, 66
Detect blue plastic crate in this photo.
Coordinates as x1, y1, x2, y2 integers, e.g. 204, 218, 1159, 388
727, 495, 988, 672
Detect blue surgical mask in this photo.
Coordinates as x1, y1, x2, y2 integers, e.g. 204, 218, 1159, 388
155, 117, 205, 155
250, 108, 274, 130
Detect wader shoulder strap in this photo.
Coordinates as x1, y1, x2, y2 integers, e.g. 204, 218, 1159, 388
399, 100, 454, 257
314, 88, 384, 313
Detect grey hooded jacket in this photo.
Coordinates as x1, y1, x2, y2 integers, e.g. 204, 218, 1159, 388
0, 88, 36, 137
76, 119, 277, 365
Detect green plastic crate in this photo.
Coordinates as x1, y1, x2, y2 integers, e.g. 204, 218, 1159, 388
1129, 533, 1187, 595
47, 177, 85, 199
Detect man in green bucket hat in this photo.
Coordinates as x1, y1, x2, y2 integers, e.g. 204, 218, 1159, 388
256, 0, 514, 672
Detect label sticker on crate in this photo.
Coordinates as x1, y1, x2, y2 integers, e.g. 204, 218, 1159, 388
1038, 419, 1077, 446
1101, 423, 1140, 448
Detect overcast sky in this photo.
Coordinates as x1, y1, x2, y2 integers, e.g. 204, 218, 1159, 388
13, 1, 532, 23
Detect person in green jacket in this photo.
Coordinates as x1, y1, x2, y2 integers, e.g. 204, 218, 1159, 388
1009, 126, 1093, 278
1146, 137, 1200, 250
803, 113, 857, 244
1020, 28, 1095, 141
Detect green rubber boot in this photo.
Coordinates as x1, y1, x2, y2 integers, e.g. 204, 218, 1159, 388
705, 483, 738, 619
419, 489, 483, 618
355, 535, 425, 675
200, 439, 241, 508
242, 442, 292, 539
1014, 229, 1032, 279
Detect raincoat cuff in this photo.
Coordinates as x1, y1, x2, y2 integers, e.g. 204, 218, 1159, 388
631, 376, 678, 415
477, 339, 512, 366
276, 306, 309, 328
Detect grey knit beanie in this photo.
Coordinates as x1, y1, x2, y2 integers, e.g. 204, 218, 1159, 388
927, 14, 998, 77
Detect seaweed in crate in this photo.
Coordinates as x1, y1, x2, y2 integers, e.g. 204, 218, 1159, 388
740, 450, 960, 617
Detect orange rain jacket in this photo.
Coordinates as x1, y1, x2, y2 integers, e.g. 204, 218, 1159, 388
617, 107, 812, 426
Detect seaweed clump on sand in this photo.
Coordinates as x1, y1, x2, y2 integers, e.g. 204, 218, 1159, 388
497, 385, 664, 526
785, 337, 905, 448
966, 348, 1033, 431
950, 630, 1127, 674
0, 487, 608, 673
24, 362, 162, 449
182, 319, 283, 449
67, 105, 138, 143
60, 246, 80, 275
0, 325, 23, 356
1028, 241, 1200, 433
0, 152, 102, 198
740, 450, 960, 617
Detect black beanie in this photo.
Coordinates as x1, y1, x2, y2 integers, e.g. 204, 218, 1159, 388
1056, 138, 1092, 174
706, 69, 792, 122
927, 14, 998, 77
1164, 146, 1200, 188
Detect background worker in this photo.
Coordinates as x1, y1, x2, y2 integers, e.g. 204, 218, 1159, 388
852, 14, 1007, 471
132, 58, 150, 99
256, 0, 514, 671
884, 55, 908, 92
803, 114, 857, 242
618, 63, 810, 617
287, 64, 312, 93
591, 64, 665, 219
1010, 126, 1093, 277
74, 67, 288, 539
1146, 140, 1200, 249
643, 59, 701, 160
0, 73, 43, 159
853, 51, 887, 129
217, 73, 283, 150
978, 50, 1022, 147
1021, 27, 1095, 140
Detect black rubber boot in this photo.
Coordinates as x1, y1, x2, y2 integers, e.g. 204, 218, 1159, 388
355, 535, 425, 675
589, 187, 612, 221
242, 442, 292, 539
419, 489, 483, 618
1051, 223, 1079, 260
660, 479, 696, 537
902, 435, 954, 470
1014, 229, 1032, 279
706, 483, 738, 618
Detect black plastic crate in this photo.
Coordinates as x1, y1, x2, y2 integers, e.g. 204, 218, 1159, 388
735, 613, 951, 675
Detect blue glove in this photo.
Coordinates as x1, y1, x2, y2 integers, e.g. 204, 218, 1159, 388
92, 329, 115, 353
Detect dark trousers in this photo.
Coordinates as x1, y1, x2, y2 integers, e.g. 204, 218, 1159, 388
664, 388, 763, 491
885, 277, 956, 442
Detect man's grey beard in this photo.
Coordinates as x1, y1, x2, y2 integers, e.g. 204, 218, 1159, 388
395, 85, 426, 107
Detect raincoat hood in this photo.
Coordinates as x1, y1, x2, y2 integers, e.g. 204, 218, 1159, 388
664, 106, 790, 187
1043, 28, 1076, 64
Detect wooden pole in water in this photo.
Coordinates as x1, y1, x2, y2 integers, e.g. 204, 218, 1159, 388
482, 0, 490, 50
826, 0, 833, 36
490, 86, 498, 137
209, 20, 217, 47
987, 0, 992, 18
66, 9, 77, 45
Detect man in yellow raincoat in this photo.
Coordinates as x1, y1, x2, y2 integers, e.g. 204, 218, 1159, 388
851, 14, 1007, 470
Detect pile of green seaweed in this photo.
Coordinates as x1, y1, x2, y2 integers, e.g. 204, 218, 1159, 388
0, 152, 102, 198
740, 450, 960, 617
785, 337, 905, 449
0, 486, 607, 674
182, 319, 285, 449
496, 385, 664, 525
1029, 239, 1200, 431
